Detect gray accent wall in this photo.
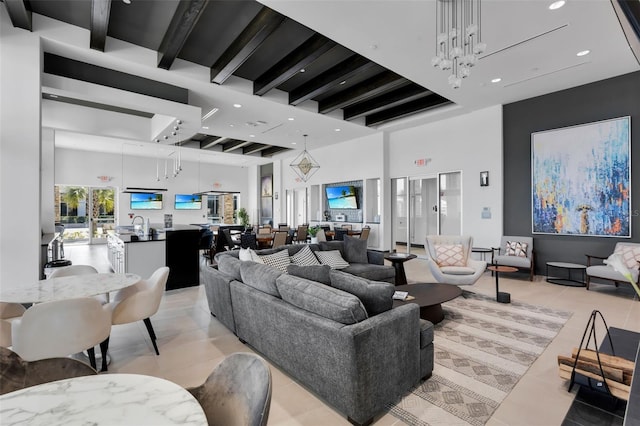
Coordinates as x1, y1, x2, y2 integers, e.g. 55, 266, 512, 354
503, 71, 640, 274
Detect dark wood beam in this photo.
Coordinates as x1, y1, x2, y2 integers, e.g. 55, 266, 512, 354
210, 7, 285, 84
243, 143, 270, 155
4, 0, 32, 31
343, 84, 432, 121
261, 146, 290, 157
222, 140, 252, 153
157, 0, 209, 70
365, 94, 451, 127
90, 0, 111, 51
318, 71, 407, 114
253, 34, 336, 96
200, 136, 228, 150
288, 55, 376, 106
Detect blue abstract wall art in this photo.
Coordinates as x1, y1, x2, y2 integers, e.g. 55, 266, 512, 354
531, 116, 631, 237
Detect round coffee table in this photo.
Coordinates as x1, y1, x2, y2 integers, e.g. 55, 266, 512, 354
392, 283, 462, 324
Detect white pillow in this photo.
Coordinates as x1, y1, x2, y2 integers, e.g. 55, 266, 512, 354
315, 250, 350, 270
291, 245, 321, 266
239, 248, 264, 263
259, 249, 291, 272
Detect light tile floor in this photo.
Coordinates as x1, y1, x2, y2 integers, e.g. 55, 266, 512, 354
63, 243, 640, 426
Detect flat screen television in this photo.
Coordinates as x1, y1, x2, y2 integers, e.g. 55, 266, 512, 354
175, 194, 202, 210
326, 185, 359, 209
130, 192, 163, 210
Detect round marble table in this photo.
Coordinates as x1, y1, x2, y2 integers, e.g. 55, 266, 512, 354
0, 374, 207, 425
0, 273, 141, 304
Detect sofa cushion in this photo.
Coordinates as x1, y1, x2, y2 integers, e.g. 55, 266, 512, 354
435, 244, 465, 266
239, 248, 264, 263
217, 255, 242, 281
259, 249, 291, 272
319, 241, 345, 256
329, 270, 394, 316
286, 264, 332, 285
440, 266, 476, 275
275, 275, 367, 325
291, 245, 321, 266
239, 261, 282, 297
315, 250, 350, 270
505, 241, 528, 257
342, 263, 396, 283
343, 236, 368, 264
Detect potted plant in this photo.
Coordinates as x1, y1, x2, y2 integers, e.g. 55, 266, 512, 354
237, 208, 250, 230
308, 226, 320, 244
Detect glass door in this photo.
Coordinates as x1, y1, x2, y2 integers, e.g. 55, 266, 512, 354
409, 177, 438, 256
89, 187, 115, 244
391, 178, 408, 253
55, 186, 115, 245
438, 171, 462, 235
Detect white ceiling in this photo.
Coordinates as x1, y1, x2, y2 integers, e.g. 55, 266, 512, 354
32, 0, 639, 165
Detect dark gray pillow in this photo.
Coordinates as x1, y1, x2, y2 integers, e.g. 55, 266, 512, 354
276, 275, 367, 325
342, 235, 368, 264
329, 270, 394, 316
319, 241, 344, 256
217, 255, 242, 281
286, 264, 331, 285
239, 261, 282, 298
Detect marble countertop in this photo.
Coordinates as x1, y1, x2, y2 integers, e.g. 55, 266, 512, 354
0, 373, 207, 425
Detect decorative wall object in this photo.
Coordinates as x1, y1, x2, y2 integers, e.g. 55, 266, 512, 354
480, 171, 489, 186
532, 116, 631, 237
261, 176, 272, 197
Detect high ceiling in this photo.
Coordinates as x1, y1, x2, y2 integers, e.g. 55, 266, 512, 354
2, 0, 639, 166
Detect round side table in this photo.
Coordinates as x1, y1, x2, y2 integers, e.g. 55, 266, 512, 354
486, 265, 518, 303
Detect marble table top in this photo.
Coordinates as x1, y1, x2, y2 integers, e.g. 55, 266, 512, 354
0, 374, 207, 425
0, 273, 141, 304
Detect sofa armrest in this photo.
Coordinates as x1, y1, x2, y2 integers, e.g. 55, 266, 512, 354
200, 265, 237, 333
366, 250, 385, 265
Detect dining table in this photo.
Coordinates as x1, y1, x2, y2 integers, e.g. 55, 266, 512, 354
0, 373, 207, 425
325, 229, 362, 238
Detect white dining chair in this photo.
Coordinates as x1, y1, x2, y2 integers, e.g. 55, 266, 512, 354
48, 265, 98, 279
11, 297, 112, 371
107, 267, 169, 355
0, 303, 26, 348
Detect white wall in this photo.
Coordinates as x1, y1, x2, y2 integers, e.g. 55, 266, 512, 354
389, 105, 503, 248
54, 148, 250, 226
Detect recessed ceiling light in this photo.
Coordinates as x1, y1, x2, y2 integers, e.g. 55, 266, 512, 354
49, 94, 58, 98
249, 134, 255, 138
202, 126, 209, 130
288, 117, 295, 121
229, 124, 234, 127
233, 103, 242, 108
122, 0, 131, 4
299, 68, 305, 73
334, 128, 341, 132
576, 50, 590, 57
491, 78, 502, 83
291, 142, 297, 145
339, 80, 346, 85
548, 1, 565, 10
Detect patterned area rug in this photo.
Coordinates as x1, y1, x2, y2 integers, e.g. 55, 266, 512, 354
388, 292, 572, 425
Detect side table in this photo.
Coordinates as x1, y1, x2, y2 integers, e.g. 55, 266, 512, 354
546, 262, 586, 287
486, 265, 518, 303
472, 247, 493, 262
384, 253, 417, 286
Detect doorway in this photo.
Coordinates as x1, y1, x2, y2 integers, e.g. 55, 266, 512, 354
55, 186, 116, 245
286, 188, 308, 227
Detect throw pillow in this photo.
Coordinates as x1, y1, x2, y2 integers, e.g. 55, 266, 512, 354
239, 261, 282, 297
259, 249, 291, 273
505, 241, 528, 257
275, 275, 368, 325
286, 264, 332, 285
435, 244, 465, 266
342, 236, 368, 264
329, 270, 394, 316
239, 248, 264, 263
291, 245, 320, 266
315, 250, 350, 270
614, 244, 640, 270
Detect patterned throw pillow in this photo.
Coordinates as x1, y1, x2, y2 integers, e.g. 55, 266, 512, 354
259, 249, 291, 272
291, 245, 321, 266
435, 244, 465, 267
315, 250, 350, 270
614, 245, 640, 270
505, 241, 528, 257
239, 248, 264, 263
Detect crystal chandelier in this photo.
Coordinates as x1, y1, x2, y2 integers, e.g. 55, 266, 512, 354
431, 0, 486, 89
289, 134, 320, 182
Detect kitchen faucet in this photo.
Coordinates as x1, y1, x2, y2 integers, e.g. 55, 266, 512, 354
132, 215, 145, 226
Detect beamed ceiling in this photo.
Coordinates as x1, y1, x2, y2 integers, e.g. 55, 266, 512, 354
4, 0, 452, 159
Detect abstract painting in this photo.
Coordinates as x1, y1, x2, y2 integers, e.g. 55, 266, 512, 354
532, 116, 631, 237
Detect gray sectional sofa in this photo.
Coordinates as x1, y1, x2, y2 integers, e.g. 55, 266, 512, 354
201, 240, 434, 425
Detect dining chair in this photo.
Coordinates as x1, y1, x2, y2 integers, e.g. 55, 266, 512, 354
107, 267, 169, 356
11, 297, 112, 371
187, 352, 272, 426
199, 229, 215, 264
359, 227, 370, 241
334, 229, 349, 241
278, 224, 289, 231
272, 231, 288, 249
240, 233, 258, 249
0, 302, 26, 348
0, 347, 97, 395
258, 226, 271, 234
294, 225, 308, 244
48, 264, 98, 278
316, 228, 327, 242
341, 224, 353, 230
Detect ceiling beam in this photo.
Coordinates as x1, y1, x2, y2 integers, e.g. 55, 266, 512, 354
4, 0, 31, 31
343, 84, 432, 121
261, 146, 289, 157
210, 7, 285, 84
243, 143, 270, 155
200, 136, 228, 150
90, 0, 111, 51
222, 140, 252, 153
318, 71, 407, 114
288, 55, 376, 106
157, 0, 209, 70
365, 94, 451, 127
253, 34, 336, 96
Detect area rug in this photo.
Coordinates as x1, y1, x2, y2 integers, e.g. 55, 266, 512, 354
387, 292, 572, 426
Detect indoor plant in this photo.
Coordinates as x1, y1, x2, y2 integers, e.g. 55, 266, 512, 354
308, 226, 320, 243
237, 208, 250, 230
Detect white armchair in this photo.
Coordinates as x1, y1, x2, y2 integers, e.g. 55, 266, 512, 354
586, 242, 640, 290
424, 235, 486, 286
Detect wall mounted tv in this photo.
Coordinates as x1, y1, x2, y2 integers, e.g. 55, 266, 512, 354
130, 193, 163, 210
175, 194, 202, 210
326, 186, 359, 209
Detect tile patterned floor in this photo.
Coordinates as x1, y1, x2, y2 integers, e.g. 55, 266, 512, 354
62, 243, 640, 425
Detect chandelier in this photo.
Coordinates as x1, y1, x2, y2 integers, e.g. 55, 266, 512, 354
289, 134, 320, 182
431, 0, 486, 89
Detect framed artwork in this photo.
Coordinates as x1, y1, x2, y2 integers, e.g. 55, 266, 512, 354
261, 176, 273, 197
531, 116, 631, 237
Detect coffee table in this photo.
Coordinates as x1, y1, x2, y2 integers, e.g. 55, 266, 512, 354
546, 262, 586, 287
392, 283, 462, 324
384, 253, 417, 285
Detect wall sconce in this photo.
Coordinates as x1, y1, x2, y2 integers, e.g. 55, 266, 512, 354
480, 171, 489, 186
